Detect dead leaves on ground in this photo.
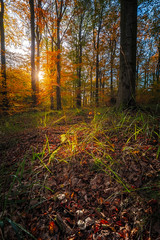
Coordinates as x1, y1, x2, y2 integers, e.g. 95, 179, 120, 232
0, 114, 160, 240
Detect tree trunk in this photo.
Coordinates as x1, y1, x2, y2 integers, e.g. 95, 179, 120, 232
110, 52, 113, 97
117, 0, 137, 108
29, 0, 37, 107
56, 20, 62, 110
35, 0, 42, 96
95, 50, 99, 107
0, 0, 9, 111
76, 42, 82, 107
95, 16, 102, 107
36, 38, 40, 93
76, 15, 83, 108
110, 39, 116, 98
50, 38, 54, 110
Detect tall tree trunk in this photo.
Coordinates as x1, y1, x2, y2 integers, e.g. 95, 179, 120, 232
117, 0, 137, 108
56, 20, 62, 110
36, 39, 40, 93
29, 0, 37, 107
95, 15, 102, 107
110, 39, 116, 98
35, 0, 42, 96
76, 42, 82, 107
102, 73, 105, 100
50, 38, 54, 110
110, 52, 113, 97
95, 50, 99, 107
76, 15, 83, 108
45, 29, 54, 110
0, 0, 9, 111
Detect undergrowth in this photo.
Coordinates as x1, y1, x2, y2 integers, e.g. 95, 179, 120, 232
0, 107, 160, 239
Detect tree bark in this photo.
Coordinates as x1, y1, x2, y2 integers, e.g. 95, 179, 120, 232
0, 0, 9, 111
117, 0, 137, 108
56, 19, 62, 110
110, 39, 116, 98
95, 49, 99, 107
76, 14, 83, 108
55, 0, 64, 110
50, 38, 54, 110
35, 0, 42, 96
95, 13, 102, 107
29, 0, 37, 107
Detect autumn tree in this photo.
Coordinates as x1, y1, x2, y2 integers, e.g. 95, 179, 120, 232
68, 0, 91, 107
35, 0, 43, 94
2, 0, 159, 111
29, 0, 37, 106
92, 0, 105, 107
35, 0, 75, 109
75, 11, 83, 108
0, 0, 9, 111
41, 1, 61, 109
7, 0, 43, 106
117, 0, 137, 108
43, 0, 73, 110
105, 5, 119, 99
54, 0, 67, 110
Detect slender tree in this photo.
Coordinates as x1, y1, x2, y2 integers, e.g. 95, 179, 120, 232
76, 13, 84, 108
117, 0, 137, 107
43, 0, 56, 110
29, 0, 37, 106
0, 0, 9, 111
54, 0, 74, 110
92, 0, 104, 107
35, 0, 43, 95
95, 15, 102, 107
55, 0, 65, 110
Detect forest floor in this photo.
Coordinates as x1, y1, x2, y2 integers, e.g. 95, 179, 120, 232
0, 107, 160, 240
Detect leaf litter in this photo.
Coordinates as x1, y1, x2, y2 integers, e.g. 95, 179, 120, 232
0, 109, 160, 240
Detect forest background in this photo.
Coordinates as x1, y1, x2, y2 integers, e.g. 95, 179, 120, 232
0, 0, 159, 112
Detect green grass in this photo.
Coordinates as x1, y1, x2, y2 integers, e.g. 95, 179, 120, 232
0, 112, 42, 135
0, 108, 93, 136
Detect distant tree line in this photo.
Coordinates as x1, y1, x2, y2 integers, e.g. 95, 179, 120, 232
0, 0, 159, 112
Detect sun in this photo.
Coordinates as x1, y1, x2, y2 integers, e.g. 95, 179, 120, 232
38, 71, 44, 81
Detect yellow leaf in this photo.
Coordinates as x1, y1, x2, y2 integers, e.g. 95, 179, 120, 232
61, 134, 67, 143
